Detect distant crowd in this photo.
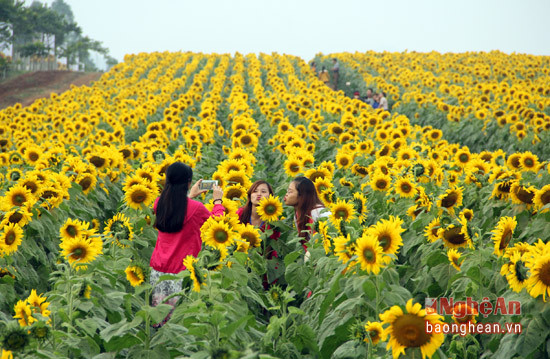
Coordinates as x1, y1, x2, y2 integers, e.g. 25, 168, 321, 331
311, 59, 388, 111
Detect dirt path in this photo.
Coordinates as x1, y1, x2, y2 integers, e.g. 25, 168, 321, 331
0, 71, 103, 109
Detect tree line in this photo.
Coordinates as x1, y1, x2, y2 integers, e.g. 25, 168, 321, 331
0, 0, 117, 72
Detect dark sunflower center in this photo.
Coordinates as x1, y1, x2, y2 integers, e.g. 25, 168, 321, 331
363, 248, 375, 262
441, 192, 458, 208
72, 247, 85, 259
13, 194, 26, 206
524, 158, 534, 167
23, 181, 38, 193
498, 182, 511, 194
498, 228, 513, 250
79, 177, 92, 191
214, 229, 228, 243
459, 154, 469, 163
5, 231, 16, 245
8, 212, 23, 224
340, 158, 349, 166
227, 189, 243, 199
538, 261, 550, 286
290, 164, 300, 172
131, 190, 147, 204
265, 204, 277, 215
241, 136, 252, 145
541, 191, 550, 205
516, 187, 534, 204
393, 314, 430, 347
28, 152, 39, 161
89, 156, 106, 168
66, 225, 78, 237
243, 233, 258, 247
401, 183, 412, 193
336, 209, 348, 219
443, 227, 467, 245
376, 179, 388, 189
379, 235, 391, 251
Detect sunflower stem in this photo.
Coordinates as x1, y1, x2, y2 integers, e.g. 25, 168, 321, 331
144, 287, 151, 350
66, 264, 74, 334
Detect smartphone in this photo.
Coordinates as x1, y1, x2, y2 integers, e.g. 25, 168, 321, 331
199, 180, 218, 191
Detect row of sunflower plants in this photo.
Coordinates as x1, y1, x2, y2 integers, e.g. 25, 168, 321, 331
315, 51, 550, 158
1, 51, 550, 358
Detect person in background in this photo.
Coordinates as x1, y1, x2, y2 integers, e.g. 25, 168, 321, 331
310, 61, 317, 76
364, 88, 374, 106
319, 66, 330, 86
150, 162, 224, 327
331, 58, 340, 90
379, 90, 389, 111
283, 176, 330, 243
372, 92, 380, 109
353, 91, 361, 100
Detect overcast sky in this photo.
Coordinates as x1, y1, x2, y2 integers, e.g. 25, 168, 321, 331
30, 0, 550, 67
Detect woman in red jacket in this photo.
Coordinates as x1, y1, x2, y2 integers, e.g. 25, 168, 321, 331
150, 162, 224, 326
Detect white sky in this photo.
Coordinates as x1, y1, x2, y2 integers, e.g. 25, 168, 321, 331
30, 0, 550, 66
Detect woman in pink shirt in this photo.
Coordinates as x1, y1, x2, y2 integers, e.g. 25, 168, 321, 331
150, 162, 224, 326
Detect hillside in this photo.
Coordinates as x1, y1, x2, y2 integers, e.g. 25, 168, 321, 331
0, 70, 102, 109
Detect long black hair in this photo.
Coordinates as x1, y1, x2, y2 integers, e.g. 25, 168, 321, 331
292, 176, 324, 237
154, 162, 192, 233
239, 180, 274, 225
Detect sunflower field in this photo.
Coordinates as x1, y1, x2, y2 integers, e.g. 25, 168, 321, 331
1, 51, 550, 359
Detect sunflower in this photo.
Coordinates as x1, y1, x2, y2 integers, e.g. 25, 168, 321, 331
220, 158, 247, 174
452, 302, 477, 325
59, 218, 88, 240
76, 173, 97, 194
59, 235, 103, 268
256, 195, 283, 222
224, 184, 247, 201
13, 300, 35, 327
501, 251, 529, 293
333, 233, 355, 265
424, 217, 441, 242
330, 199, 355, 223
366, 216, 404, 263
438, 218, 472, 249
335, 151, 354, 169
305, 167, 331, 183
0, 223, 24, 256
353, 192, 368, 222
393, 177, 417, 198
2, 184, 34, 210
20, 175, 41, 196
355, 234, 385, 274
320, 188, 336, 206
224, 170, 251, 188
506, 153, 522, 170
509, 182, 535, 208
492, 216, 517, 256
454, 149, 471, 168
379, 299, 445, 359
124, 184, 155, 210
125, 265, 145, 287
447, 248, 462, 271
104, 213, 134, 248
201, 219, 234, 250
314, 177, 333, 194
370, 171, 392, 192
534, 184, 550, 212
236, 223, 262, 248
0, 207, 32, 228
525, 252, 550, 301
183, 255, 205, 293
364, 321, 386, 345
437, 186, 463, 215
459, 208, 474, 222
520, 152, 539, 172
27, 289, 50, 317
